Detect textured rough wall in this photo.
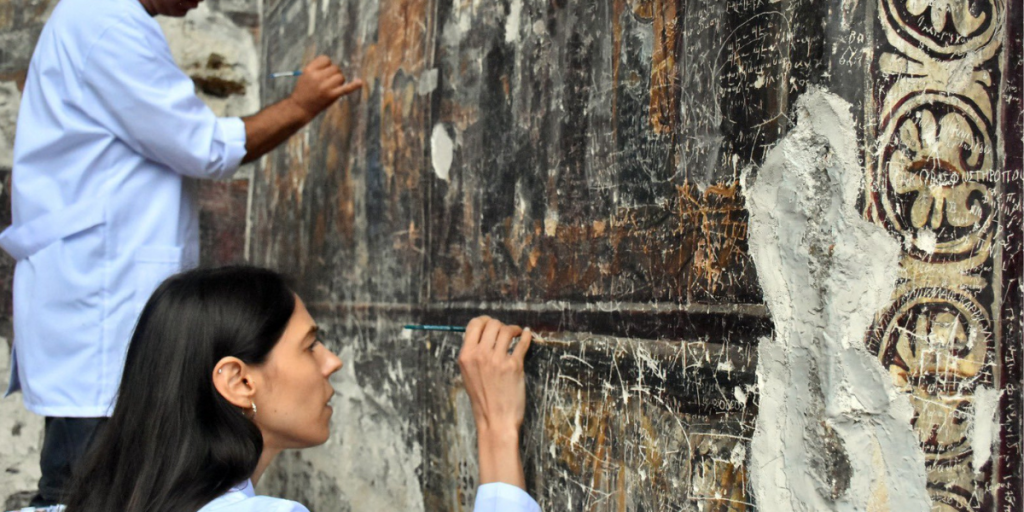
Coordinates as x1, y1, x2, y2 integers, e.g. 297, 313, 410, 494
254, 0, 1022, 510
0, 1, 260, 508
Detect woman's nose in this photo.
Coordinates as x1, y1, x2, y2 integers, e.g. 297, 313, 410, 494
323, 350, 343, 375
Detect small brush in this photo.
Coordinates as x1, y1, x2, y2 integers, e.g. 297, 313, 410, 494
269, 70, 302, 79
404, 324, 552, 346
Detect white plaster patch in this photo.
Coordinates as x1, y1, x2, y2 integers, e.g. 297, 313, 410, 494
570, 403, 583, 445
0, 81, 21, 170
914, 227, 937, 254
743, 87, 930, 512
307, 0, 317, 36
544, 217, 558, 237
158, 4, 260, 117
505, 0, 523, 44
417, 68, 439, 95
458, 6, 472, 36
971, 386, 1000, 474
430, 124, 454, 182
532, 20, 546, 36
0, 339, 45, 506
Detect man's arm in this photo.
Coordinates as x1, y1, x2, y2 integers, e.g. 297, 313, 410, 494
241, 56, 363, 164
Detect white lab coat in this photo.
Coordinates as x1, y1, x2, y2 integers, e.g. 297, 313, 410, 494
0, 0, 247, 416
196, 480, 542, 512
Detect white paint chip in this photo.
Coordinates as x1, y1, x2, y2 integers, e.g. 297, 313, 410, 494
307, 0, 317, 36
505, 0, 523, 43
430, 124, 454, 182
914, 227, 937, 254
0, 81, 21, 169
417, 68, 439, 95
971, 386, 1000, 474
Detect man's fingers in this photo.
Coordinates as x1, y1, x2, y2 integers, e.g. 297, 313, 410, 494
307, 55, 332, 69
512, 327, 533, 361
323, 73, 345, 90
336, 79, 364, 96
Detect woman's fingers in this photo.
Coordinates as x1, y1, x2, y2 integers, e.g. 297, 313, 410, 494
462, 316, 490, 352
480, 317, 504, 350
494, 325, 522, 356
460, 317, 533, 367
512, 327, 532, 362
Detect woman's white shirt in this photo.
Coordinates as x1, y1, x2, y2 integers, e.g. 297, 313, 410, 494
199, 480, 541, 512
197, 481, 307, 512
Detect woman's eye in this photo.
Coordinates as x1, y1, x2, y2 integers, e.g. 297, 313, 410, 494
308, 340, 320, 352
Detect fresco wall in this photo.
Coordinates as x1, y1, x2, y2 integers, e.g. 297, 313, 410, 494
253, 0, 1022, 510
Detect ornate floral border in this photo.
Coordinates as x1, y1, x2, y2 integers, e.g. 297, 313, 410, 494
865, 0, 1011, 510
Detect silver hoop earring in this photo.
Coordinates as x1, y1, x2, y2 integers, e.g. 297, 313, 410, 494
251, 401, 257, 419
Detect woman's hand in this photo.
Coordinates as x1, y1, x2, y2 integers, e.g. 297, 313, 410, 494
458, 316, 532, 490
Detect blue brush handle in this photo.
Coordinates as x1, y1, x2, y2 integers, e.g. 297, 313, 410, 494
269, 70, 302, 78
403, 324, 466, 332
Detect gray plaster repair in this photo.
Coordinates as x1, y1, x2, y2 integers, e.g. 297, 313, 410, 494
744, 88, 930, 511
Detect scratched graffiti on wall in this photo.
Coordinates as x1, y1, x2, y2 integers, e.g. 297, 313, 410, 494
864, 0, 1019, 510
253, 0, 1022, 510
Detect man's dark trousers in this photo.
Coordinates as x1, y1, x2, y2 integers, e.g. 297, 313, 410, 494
28, 417, 107, 507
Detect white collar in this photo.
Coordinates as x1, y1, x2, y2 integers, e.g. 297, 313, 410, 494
228, 479, 256, 498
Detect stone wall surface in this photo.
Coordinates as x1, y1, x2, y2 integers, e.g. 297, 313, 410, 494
255, 0, 1023, 511
0, 0, 260, 508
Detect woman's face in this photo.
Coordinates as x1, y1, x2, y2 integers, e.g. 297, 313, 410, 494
252, 296, 342, 450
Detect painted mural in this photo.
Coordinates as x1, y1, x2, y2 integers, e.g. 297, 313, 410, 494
864, 0, 1019, 509
252, 0, 1022, 510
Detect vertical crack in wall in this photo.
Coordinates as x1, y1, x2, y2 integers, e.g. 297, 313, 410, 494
742, 87, 930, 511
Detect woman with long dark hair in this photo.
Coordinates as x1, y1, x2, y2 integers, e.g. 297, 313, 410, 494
62, 266, 540, 512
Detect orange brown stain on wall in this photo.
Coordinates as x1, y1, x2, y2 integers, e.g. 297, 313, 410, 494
283, 127, 309, 207
432, 180, 755, 302
0, 71, 29, 92
676, 181, 751, 297
356, 0, 430, 228
617, 0, 680, 134
541, 391, 700, 510
648, 0, 679, 134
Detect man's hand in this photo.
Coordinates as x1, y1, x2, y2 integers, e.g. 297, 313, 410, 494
458, 316, 532, 489
289, 56, 364, 122
241, 56, 364, 164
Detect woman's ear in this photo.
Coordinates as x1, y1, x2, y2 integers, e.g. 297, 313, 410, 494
213, 357, 256, 409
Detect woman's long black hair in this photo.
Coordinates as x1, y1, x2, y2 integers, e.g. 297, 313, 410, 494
64, 266, 296, 512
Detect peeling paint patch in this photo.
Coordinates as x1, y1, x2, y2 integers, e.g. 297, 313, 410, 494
504, 0, 522, 44
430, 124, 453, 182
971, 386, 1000, 474
417, 68, 438, 95
0, 81, 20, 169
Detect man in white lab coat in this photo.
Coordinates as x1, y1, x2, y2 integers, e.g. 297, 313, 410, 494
0, 0, 363, 506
